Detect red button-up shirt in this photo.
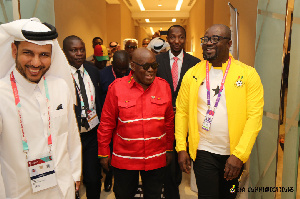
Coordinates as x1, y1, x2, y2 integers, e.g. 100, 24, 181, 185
97, 74, 174, 171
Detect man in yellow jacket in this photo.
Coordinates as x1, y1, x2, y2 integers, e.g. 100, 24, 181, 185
175, 24, 264, 198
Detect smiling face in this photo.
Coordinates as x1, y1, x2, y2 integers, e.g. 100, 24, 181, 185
12, 41, 52, 83
202, 25, 232, 66
64, 39, 86, 69
131, 48, 157, 90
167, 26, 186, 57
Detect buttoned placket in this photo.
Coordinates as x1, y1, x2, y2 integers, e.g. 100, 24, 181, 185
33, 84, 48, 138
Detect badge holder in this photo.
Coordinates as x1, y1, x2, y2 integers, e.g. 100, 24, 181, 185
27, 154, 57, 193
202, 108, 215, 131
87, 109, 99, 129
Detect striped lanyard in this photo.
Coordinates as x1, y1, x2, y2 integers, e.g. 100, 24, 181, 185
205, 57, 231, 111
72, 69, 95, 111
10, 71, 52, 155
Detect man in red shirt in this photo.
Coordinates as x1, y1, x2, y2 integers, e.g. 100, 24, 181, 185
98, 48, 174, 199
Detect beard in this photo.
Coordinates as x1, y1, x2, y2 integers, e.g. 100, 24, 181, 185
15, 58, 47, 83
203, 46, 218, 61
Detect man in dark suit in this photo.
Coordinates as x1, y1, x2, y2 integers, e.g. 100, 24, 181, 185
156, 25, 200, 199
63, 35, 102, 199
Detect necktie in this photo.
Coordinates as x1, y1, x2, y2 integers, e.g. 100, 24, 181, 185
171, 57, 179, 91
76, 70, 90, 129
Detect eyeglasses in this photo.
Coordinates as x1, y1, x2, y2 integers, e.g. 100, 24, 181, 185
126, 45, 137, 49
132, 61, 159, 70
200, 35, 231, 44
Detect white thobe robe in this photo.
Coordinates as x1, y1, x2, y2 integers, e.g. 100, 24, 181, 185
0, 68, 82, 199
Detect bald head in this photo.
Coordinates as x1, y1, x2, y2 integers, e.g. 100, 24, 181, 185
132, 47, 155, 64
205, 24, 231, 39
113, 50, 129, 63
112, 50, 130, 78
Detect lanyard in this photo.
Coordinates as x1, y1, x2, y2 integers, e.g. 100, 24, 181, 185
72, 69, 95, 110
205, 57, 231, 110
10, 71, 52, 154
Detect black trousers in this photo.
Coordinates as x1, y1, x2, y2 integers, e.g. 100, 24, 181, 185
113, 167, 165, 199
193, 150, 240, 199
163, 148, 181, 199
80, 128, 102, 199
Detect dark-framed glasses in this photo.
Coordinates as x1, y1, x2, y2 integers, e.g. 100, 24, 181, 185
200, 35, 231, 44
132, 61, 159, 70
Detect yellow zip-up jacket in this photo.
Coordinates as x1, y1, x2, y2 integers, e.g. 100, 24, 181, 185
175, 55, 264, 163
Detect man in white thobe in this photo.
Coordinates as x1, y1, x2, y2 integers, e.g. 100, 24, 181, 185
0, 18, 82, 199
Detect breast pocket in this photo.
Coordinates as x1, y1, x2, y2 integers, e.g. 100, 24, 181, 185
118, 100, 137, 120
51, 109, 68, 135
150, 97, 168, 116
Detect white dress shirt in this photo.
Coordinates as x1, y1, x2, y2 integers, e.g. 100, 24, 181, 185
70, 65, 96, 133
169, 49, 184, 84
0, 68, 82, 199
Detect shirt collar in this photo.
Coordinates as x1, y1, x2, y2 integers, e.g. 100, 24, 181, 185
206, 54, 234, 73
70, 64, 84, 75
127, 71, 156, 91
127, 71, 135, 88
169, 49, 184, 61
13, 68, 43, 95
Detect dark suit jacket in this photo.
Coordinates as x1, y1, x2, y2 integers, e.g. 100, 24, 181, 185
156, 50, 200, 107
74, 61, 102, 131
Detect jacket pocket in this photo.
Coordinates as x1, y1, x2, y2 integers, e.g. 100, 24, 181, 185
150, 97, 168, 116
118, 100, 137, 120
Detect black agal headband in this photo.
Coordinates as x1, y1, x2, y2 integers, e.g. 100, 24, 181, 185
153, 38, 165, 50
21, 22, 58, 41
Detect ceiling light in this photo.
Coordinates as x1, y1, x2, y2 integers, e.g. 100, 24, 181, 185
150, 27, 154, 35
136, 0, 145, 11
145, 19, 150, 22
160, 28, 162, 30
172, 18, 176, 22
158, 4, 162, 6
176, 0, 183, 11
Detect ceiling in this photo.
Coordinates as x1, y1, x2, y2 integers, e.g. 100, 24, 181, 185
106, 0, 197, 36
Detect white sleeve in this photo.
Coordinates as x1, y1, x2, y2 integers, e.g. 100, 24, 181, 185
66, 87, 82, 182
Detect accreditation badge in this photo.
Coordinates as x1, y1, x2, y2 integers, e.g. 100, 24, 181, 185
27, 155, 57, 193
202, 109, 215, 131
87, 109, 99, 129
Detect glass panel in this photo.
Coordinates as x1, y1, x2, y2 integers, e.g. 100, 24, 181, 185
250, 0, 287, 198
0, 0, 54, 24
0, 0, 13, 24
20, 0, 55, 24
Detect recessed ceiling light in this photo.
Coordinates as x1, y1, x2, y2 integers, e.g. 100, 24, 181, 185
150, 27, 154, 35
136, 0, 145, 11
176, 0, 183, 11
145, 19, 150, 22
160, 28, 162, 30
158, 4, 162, 6
172, 18, 176, 22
